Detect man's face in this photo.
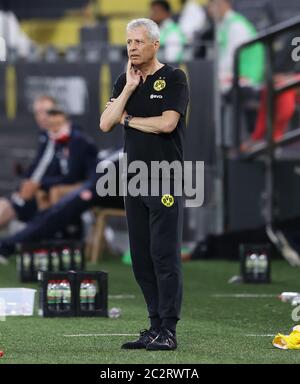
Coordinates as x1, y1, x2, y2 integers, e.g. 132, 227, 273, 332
150, 4, 168, 25
47, 114, 67, 136
33, 99, 55, 130
127, 27, 159, 67
207, 0, 228, 21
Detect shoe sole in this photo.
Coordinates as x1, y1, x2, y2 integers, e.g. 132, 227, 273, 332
121, 345, 146, 349
146, 345, 177, 351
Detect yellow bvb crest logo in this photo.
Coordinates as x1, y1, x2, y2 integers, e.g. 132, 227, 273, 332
161, 194, 174, 207
153, 79, 166, 91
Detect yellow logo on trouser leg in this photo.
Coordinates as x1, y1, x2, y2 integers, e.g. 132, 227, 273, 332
161, 194, 174, 207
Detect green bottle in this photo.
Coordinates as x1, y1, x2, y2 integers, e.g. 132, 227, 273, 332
23, 253, 31, 272
47, 281, 56, 311
62, 248, 71, 270
80, 280, 88, 311
87, 280, 97, 311
51, 251, 60, 271
73, 248, 82, 270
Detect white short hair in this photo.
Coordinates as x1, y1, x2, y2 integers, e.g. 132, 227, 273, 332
127, 18, 160, 42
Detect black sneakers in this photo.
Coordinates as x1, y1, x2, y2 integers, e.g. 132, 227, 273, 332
146, 328, 177, 351
121, 328, 159, 349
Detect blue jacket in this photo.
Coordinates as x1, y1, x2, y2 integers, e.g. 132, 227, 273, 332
39, 128, 98, 191
24, 131, 49, 179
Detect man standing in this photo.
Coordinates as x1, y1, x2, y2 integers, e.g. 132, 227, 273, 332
150, 0, 186, 63
208, 0, 264, 93
208, 0, 265, 141
100, 18, 189, 351
179, 0, 207, 44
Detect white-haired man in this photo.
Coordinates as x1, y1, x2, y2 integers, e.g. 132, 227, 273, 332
100, 18, 189, 351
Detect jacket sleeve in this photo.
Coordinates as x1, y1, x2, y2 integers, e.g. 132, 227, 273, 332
24, 134, 48, 179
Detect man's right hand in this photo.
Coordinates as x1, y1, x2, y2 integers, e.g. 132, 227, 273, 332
100, 60, 140, 133
19, 179, 40, 200
125, 60, 141, 92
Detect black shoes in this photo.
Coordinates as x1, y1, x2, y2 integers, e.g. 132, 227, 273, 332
121, 327, 177, 351
121, 328, 159, 349
146, 328, 177, 351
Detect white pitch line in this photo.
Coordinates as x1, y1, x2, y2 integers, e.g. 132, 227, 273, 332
63, 333, 139, 337
212, 294, 277, 298
64, 333, 276, 338
246, 334, 275, 337
108, 295, 136, 299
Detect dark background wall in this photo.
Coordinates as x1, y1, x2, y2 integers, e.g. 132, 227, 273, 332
0, 0, 88, 18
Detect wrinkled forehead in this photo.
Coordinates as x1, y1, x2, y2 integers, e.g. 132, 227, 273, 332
127, 26, 151, 42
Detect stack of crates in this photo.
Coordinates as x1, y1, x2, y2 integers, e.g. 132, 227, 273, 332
38, 271, 108, 317
240, 243, 271, 283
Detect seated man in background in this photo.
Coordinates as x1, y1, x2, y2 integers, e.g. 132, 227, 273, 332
33, 108, 98, 210
0, 150, 124, 263
0, 95, 57, 229
0, 103, 98, 237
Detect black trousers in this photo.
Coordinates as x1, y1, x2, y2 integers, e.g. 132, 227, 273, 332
10, 197, 38, 223
124, 193, 183, 331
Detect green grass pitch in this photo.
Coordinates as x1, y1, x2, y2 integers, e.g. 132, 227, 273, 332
0, 257, 299, 364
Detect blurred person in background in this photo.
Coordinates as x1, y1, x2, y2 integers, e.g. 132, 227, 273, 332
0, 103, 98, 232
208, 0, 265, 141
150, 0, 186, 63
34, 109, 98, 209
240, 80, 299, 152
208, 0, 264, 93
240, 29, 300, 152
81, 0, 98, 28
0, 0, 35, 60
0, 95, 57, 230
178, 0, 207, 44
0, 108, 101, 264
0, 150, 124, 264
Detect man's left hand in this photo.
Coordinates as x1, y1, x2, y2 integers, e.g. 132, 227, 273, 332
105, 98, 116, 109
